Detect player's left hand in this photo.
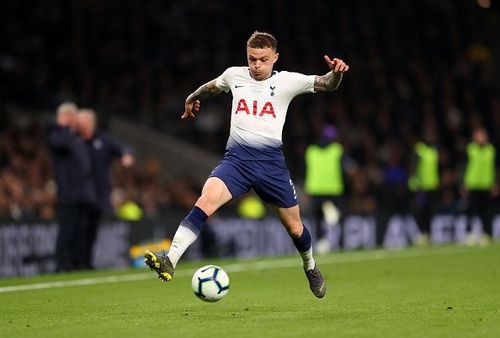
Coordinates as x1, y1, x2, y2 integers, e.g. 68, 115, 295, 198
324, 55, 349, 73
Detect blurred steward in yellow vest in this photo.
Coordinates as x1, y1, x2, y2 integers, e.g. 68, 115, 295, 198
463, 127, 497, 241
237, 194, 266, 220
305, 125, 347, 253
408, 134, 440, 241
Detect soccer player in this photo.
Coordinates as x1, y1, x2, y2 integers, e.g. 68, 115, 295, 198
145, 31, 349, 298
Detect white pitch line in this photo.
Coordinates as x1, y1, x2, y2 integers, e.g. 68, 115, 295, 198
0, 247, 475, 294
0, 274, 152, 293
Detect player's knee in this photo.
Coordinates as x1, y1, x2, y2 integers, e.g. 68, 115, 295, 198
286, 222, 303, 238
195, 195, 216, 216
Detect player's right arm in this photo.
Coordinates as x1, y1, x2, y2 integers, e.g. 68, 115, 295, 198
182, 79, 223, 119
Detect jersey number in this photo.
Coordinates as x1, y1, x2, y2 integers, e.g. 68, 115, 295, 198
235, 99, 276, 118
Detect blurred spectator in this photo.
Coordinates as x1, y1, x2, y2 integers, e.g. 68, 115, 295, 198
408, 132, 440, 243
380, 140, 410, 214
48, 102, 97, 272
463, 127, 497, 243
113, 188, 143, 221
237, 194, 266, 220
304, 125, 347, 252
76, 108, 135, 268
0, 120, 55, 221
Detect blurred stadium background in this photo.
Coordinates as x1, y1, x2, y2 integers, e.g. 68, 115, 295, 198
0, 0, 499, 277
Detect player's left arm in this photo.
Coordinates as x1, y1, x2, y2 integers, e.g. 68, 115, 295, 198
182, 79, 223, 119
314, 56, 349, 92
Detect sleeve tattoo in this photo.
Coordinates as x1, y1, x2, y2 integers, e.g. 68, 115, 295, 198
314, 71, 343, 92
187, 79, 223, 102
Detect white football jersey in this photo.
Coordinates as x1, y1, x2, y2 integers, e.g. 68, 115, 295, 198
216, 66, 316, 160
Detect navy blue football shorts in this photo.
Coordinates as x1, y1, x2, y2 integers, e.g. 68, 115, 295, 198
209, 156, 298, 208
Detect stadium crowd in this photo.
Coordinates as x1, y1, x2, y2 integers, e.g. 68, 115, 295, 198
0, 114, 199, 222
0, 0, 499, 220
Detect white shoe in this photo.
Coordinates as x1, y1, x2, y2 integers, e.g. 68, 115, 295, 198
478, 234, 491, 247
322, 201, 340, 226
415, 233, 430, 246
316, 238, 331, 254
465, 233, 479, 246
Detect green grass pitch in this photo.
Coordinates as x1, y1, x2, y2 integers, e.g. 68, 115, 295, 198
1, 244, 499, 338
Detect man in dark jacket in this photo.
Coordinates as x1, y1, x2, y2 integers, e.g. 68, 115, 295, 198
48, 102, 97, 272
76, 109, 134, 268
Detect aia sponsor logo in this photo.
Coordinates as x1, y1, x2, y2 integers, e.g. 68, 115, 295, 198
235, 99, 276, 118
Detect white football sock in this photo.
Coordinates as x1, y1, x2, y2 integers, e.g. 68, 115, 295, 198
299, 248, 316, 271
167, 225, 199, 268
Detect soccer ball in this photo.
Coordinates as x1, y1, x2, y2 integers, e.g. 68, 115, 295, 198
191, 265, 230, 302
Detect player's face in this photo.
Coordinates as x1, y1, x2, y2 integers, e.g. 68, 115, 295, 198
247, 47, 279, 81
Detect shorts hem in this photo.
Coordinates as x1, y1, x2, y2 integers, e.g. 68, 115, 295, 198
208, 173, 236, 199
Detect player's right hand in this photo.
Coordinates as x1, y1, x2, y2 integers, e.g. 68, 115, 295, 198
182, 99, 200, 119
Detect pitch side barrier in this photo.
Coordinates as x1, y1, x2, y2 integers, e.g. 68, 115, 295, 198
199, 213, 500, 259
0, 220, 131, 277
1, 213, 499, 277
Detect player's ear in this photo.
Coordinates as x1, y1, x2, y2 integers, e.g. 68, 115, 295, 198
273, 52, 279, 64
